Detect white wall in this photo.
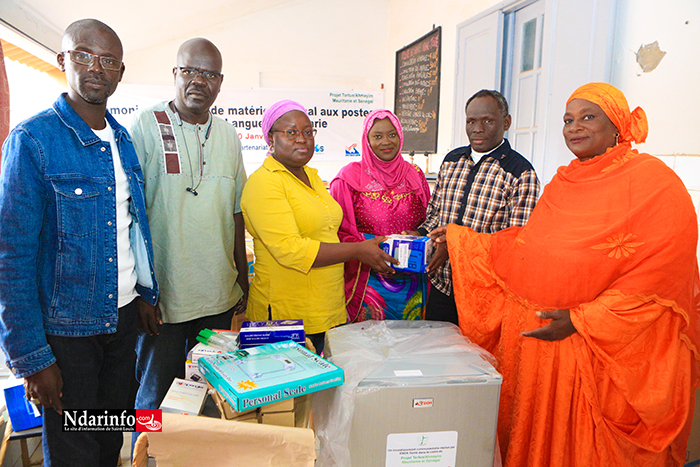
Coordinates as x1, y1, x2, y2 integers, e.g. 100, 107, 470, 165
123, 0, 389, 91
611, 0, 699, 158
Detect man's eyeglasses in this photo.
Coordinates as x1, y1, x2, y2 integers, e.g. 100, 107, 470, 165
271, 129, 318, 140
177, 67, 222, 82
63, 50, 122, 72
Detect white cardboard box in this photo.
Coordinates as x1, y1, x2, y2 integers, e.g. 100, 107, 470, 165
159, 378, 208, 416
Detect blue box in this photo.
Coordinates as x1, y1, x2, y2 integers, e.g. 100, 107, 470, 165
4, 380, 42, 431
239, 319, 306, 349
199, 340, 344, 411
380, 235, 433, 273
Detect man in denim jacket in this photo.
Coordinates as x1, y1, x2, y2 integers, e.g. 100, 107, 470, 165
0, 19, 158, 466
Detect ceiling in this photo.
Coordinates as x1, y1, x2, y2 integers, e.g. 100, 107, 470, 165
1, 0, 299, 64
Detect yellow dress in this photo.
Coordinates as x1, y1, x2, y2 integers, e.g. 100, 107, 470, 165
241, 156, 346, 334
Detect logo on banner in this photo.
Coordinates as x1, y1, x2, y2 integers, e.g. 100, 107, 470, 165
62, 409, 162, 432
345, 143, 360, 157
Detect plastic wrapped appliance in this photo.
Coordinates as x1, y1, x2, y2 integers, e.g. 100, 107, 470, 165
313, 320, 502, 467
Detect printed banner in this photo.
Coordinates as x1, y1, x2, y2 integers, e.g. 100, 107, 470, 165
108, 85, 384, 178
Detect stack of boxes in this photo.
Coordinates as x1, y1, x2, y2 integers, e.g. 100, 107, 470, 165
193, 321, 342, 429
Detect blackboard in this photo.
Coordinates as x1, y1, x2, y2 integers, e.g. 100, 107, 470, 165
394, 27, 441, 154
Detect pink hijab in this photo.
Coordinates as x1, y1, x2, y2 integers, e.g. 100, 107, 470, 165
334, 109, 429, 206
261, 99, 308, 147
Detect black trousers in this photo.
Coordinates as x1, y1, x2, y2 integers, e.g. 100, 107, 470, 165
424, 284, 458, 325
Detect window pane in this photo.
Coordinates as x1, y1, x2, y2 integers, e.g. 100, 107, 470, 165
521, 18, 536, 72
537, 15, 544, 69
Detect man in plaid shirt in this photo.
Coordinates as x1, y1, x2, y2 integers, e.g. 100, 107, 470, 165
410, 90, 540, 324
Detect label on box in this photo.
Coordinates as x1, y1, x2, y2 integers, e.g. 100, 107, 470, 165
199, 340, 343, 411
386, 431, 458, 466
240, 320, 306, 348
394, 369, 423, 377
187, 342, 224, 363
185, 362, 204, 382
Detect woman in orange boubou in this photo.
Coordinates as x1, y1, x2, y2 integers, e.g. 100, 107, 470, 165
432, 83, 700, 466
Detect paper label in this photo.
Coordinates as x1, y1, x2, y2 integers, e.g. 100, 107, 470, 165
386, 431, 458, 466
396, 243, 410, 268
394, 369, 423, 377
412, 398, 433, 408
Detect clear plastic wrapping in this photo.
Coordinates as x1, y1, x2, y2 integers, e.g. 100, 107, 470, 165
312, 320, 501, 467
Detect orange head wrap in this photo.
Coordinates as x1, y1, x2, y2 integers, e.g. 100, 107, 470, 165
566, 82, 648, 145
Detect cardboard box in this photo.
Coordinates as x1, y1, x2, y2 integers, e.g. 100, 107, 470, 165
261, 411, 295, 427
239, 320, 305, 348
3, 377, 42, 431
159, 378, 208, 416
187, 342, 223, 363
259, 397, 294, 413
207, 383, 312, 429
199, 340, 343, 412
379, 234, 433, 273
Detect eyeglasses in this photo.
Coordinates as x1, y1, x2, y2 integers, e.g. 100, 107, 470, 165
271, 128, 318, 140
63, 50, 122, 72
177, 67, 222, 82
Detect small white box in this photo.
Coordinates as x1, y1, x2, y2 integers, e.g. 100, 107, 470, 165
159, 378, 208, 416
187, 342, 224, 363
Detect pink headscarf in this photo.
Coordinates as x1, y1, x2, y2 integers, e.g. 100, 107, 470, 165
334, 109, 430, 206
261, 99, 308, 146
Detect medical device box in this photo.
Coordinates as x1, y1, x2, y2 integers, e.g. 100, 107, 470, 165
239, 320, 306, 348
159, 378, 208, 416
199, 340, 344, 412
380, 235, 433, 273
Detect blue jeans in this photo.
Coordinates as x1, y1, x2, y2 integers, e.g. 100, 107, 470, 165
42, 300, 138, 467
134, 307, 235, 410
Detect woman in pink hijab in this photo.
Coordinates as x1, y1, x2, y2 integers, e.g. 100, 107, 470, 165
330, 110, 431, 322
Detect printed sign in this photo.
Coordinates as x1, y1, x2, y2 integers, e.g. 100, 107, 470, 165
386, 431, 458, 466
107, 84, 384, 175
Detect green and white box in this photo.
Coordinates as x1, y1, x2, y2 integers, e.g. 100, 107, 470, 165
199, 340, 344, 411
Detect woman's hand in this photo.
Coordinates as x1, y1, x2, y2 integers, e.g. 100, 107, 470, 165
521, 309, 577, 341
357, 236, 398, 274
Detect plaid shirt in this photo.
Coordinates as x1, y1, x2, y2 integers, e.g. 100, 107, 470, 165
418, 139, 540, 294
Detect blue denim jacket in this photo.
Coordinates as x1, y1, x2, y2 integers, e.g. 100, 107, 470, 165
0, 94, 159, 378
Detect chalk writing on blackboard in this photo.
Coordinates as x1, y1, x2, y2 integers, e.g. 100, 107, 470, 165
395, 27, 441, 154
